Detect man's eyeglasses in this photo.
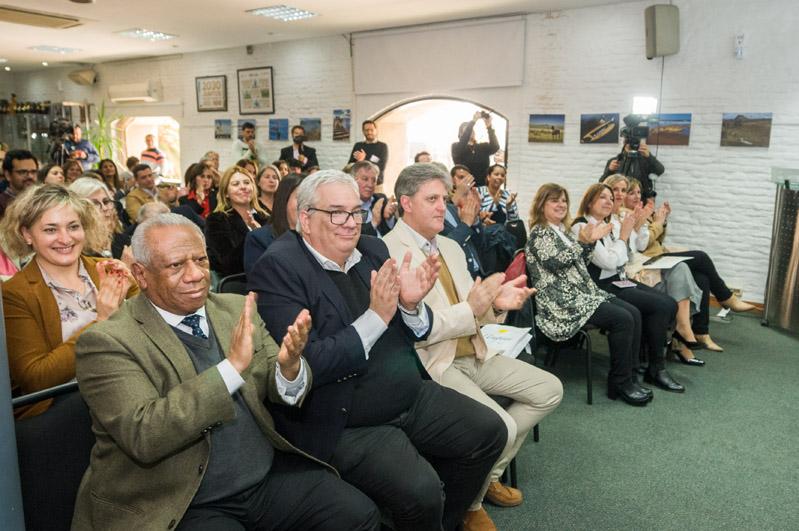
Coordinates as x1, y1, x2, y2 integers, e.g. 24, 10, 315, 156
91, 198, 115, 209
307, 208, 368, 226
12, 169, 37, 177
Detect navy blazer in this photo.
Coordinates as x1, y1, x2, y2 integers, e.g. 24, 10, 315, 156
248, 231, 432, 461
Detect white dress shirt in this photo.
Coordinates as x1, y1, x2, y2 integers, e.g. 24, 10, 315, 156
302, 239, 430, 358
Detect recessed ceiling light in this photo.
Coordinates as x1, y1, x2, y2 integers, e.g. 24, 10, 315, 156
0, 58, 7, 63
42, 61, 49, 66
247, 5, 317, 22
29, 45, 82, 54
4, 66, 11, 72
116, 28, 177, 41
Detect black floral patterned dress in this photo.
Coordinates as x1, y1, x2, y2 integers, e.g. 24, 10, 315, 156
525, 224, 612, 342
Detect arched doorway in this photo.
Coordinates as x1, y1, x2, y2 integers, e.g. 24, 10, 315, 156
111, 116, 180, 179
371, 97, 508, 194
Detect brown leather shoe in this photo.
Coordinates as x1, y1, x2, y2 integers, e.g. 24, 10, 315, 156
463, 507, 497, 531
484, 481, 524, 507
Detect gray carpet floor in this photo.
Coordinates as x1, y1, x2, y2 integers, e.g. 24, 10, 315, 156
486, 314, 799, 531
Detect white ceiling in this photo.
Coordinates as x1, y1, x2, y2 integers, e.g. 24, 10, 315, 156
0, 0, 638, 71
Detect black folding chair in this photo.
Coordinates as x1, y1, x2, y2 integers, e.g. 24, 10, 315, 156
217, 272, 249, 295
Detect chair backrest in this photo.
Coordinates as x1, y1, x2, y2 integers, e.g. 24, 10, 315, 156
14, 387, 94, 531
218, 272, 248, 295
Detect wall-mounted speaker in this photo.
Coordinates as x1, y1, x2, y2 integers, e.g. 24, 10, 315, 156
645, 4, 679, 59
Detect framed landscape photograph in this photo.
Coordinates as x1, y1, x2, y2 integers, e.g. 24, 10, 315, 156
195, 75, 227, 112
720, 112, 772, 147
529, 114, 565, 143
237, 67, 274, 115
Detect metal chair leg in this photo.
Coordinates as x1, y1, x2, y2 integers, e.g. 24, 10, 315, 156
509, 457, 518, 489
584, 331, 593, 405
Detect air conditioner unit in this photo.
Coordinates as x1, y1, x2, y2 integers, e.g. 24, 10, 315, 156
68, 68, 97, 86
108, 80, 162, 103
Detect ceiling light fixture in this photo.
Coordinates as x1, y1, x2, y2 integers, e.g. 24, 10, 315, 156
42, 61, 49, 66
29, 45, 82, 54
116, 28, 177, 42
0, 58, 7, 63
4, 66, 11, 72
247, 5, 317, 22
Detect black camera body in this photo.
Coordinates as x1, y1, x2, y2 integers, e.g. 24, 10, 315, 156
48, 118, 73, 145
621, 114, 652, 151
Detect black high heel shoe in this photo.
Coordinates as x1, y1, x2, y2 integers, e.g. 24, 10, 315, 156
673, 330, 706, 350
673, 347, 705, 366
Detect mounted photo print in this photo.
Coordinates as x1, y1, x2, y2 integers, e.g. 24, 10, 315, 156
720, 113, 772, 147
529, 114, 565, 143
580, 113, 619, 144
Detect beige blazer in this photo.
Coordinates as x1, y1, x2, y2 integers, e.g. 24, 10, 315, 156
383, 219, 498, 382
124, 187, 155, 222
71, 292, 320, 531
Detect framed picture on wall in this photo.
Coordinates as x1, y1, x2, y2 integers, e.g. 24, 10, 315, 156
237, 67, 275, 115
195, 75, 227, 112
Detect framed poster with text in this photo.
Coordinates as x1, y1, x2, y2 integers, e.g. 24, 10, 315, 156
237, 67, 274, 115
195, 75, 227, 112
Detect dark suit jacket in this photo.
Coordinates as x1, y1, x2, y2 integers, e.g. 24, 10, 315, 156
279, 144, 319, 172
72, 292, 317, 531
248, 231, 432, 461
205, 209, 269, 278
361, 192, 394, 237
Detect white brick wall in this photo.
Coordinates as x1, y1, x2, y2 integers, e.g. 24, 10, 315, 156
8, 0, 799, 301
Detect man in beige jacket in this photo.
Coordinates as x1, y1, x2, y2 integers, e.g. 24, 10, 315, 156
383, 164, 563, 531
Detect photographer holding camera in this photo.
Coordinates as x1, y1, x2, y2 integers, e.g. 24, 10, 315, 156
452, 110, 500, 187
600, 114, 664, 200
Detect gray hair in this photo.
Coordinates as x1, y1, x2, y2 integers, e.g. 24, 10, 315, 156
394, 163, 449, 216
69, 176, 111, 198
137, 201, 170, 223
294, 169, 359, 231
351, 160, 379, 179
430, 162, 452, 189
131, 213, 204, 266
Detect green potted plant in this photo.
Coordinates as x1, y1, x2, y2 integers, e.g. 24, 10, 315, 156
86, 101, 124, 161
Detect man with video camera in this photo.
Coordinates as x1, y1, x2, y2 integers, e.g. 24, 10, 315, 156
601, 114, 664, 200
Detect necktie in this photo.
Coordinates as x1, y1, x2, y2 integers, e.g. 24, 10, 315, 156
180, 314, 207, 339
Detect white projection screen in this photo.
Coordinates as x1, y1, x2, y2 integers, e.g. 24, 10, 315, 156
352, 16, 526, 95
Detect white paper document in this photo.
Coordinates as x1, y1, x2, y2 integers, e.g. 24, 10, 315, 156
641, 256, 693, 270
481, 324, 532, 359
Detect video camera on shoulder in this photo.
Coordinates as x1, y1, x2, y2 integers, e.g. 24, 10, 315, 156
621, 114, 653, 152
